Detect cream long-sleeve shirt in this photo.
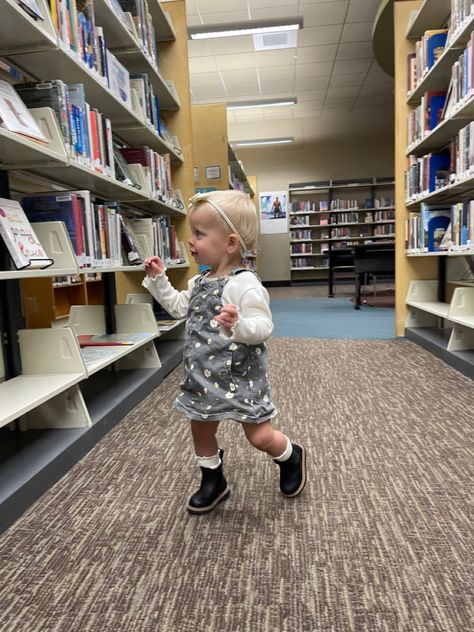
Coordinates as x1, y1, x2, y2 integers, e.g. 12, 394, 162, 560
142, 269, 273, 345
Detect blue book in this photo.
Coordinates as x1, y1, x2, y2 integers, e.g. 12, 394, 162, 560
69, 83, 91, 164
426, 31, 447, 69
420, 203, 451, 251
429, 153, 450, 192
425, 92, 446, 130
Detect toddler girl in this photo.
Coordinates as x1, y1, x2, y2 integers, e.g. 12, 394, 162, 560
143, 190, 306, 514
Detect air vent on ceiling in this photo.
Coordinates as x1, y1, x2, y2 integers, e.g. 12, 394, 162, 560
253, 30, 297, 51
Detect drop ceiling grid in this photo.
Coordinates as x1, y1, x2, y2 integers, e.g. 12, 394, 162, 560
187, 0, 394, 142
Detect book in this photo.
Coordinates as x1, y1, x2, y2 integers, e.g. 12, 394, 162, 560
77, 332, 151, 346
106, 50, 132, 109
0, 198, 54, 270
17, 0, 44, 20
119, 215, 143, 264
0, 80, 48, 143
420, 203, 451, 251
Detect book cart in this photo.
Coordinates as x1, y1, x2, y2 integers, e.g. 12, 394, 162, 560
288, 177, 395, 292
395, 0, 474, 378
0, 0, 197, 532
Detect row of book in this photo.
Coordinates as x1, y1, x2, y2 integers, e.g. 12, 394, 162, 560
405, 201, 474, 252
291, 244, 315, 254
49, 0, 159, 86
0, 192, 186, 272
290, 213, 396, 237
408, 30, 448, 94
291, 258, 328, 269
120, 146, 173, 203
290, 198, 394, 213
406, 121, 474, 200
448, 0, 474, 44
407, 90, 447, 147
443, 31, 474, 117
17, 80, 116, 176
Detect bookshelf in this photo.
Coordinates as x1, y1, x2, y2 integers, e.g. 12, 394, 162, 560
288, 177, 395, 285
395, 0, 474, 378
191, 102, 257, 269
0, 0, 196, 533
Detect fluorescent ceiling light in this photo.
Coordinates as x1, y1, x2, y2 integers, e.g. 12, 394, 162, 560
227, 98, 297, 110
188, 17, 303, 40
232, 137, 294, 147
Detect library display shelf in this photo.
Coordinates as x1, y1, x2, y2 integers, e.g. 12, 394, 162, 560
149, 3, 176, 42
0, 327, 88, 429
405, 280, 474, 375
405, 0, 450, 39
0, 0, 56, 55
68, 303, 161, 376
0, 335, 184, 534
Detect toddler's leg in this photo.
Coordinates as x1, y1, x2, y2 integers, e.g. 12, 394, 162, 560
188, 420, 230, 515
243, 420, 306, 498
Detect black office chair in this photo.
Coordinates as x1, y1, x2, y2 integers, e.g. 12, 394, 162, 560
328, 246, 354, 297
353, 242, 395, 309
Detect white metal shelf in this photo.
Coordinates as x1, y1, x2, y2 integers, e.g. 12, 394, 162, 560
149, 3, 176, 42
0, 0, 56, 55
81, 332, 160, 375
407, 46, 461, 105
406, 172, 474, 207
406, 0, 451, 39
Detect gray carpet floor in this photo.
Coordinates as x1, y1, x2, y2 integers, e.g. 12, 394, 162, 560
0, 338, 472, 632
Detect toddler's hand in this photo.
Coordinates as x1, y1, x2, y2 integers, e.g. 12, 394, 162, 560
215, 303, 238, 334
144, 256, 164, 277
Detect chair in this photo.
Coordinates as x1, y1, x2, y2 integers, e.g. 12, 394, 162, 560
353, 242, 395, 309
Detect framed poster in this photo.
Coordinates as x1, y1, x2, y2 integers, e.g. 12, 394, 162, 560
205, 165, 221, 180
259, 191, 288, 234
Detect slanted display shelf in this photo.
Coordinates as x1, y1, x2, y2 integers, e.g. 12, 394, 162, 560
405, 280, 474, 377
68, 303, 161, 376
149, 2, 176, 42
0, 108, 185, 217
0, 0, 56, 55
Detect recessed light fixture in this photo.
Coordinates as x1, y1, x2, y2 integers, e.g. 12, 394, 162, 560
227, 98, 297, 110
231, 137, 294, 147
188, 17, 303, 40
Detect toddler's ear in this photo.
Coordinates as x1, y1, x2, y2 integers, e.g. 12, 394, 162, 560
227, 234, 240, 253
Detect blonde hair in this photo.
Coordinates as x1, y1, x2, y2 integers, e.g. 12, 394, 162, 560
189, 190, 259, 252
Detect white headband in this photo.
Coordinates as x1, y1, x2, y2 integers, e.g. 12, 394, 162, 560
188, 193, 247, 252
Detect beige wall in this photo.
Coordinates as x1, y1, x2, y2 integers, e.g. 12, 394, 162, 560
237, 133, 394, 282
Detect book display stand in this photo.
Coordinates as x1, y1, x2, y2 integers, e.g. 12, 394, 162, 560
395, 0, 474, 378
0, 0, 197, 533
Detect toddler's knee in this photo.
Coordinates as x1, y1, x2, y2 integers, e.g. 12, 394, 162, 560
246, 428, 273, 452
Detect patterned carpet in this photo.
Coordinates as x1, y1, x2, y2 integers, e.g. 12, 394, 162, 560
0, 338, 473, 631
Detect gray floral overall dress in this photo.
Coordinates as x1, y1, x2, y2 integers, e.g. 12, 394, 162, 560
174, 268, 276, 424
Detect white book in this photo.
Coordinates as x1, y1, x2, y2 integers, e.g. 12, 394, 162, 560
106, 50, 132, 110
0, 198, 53, 270
0, 80, 48, 143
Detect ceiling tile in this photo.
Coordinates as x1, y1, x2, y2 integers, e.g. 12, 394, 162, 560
294, 75, 330, 91
250, 5, 302, 20
256, 48, 298, 67
258, 65, 295, 81
189, 72, 224, 88
209, 35, 255, 55
262, 109, 296, 120
298, 25, 343, 47
189, 56, 218, 73
225, 82, 262, 97
341, 22, 373, 42
332, 58, 372, 75
232, 110, 266, 121
302, 2, 348, 27
220, 68, 259, 86
293, 109, 322, 119
259, 81, 295, 95
295, 61, 333, 78
322, 107, 352, 116
215, 52, 257, 71
192, 85, 228, 99
188, 39, 214, 58
326, 85, 360, 99
296, 45, 338, 64
336, 41, 373, 60
329, 72, 367, 87
195, 10, 249, 23
298, 89, 328, 100
248, 0, 299, 9
355, 94, 387, 106
196, 0, 248, 10
346, 0, 380, 23
324, 96, 355, 108
358, 83, 393, 96
296, 100, 324, 111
